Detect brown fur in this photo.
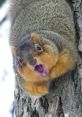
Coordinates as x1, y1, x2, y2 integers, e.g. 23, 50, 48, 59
12, 33, 77, 96
9, 0, 78, 96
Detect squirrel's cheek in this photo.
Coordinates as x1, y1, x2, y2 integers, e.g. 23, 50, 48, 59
36, 52, 58, 69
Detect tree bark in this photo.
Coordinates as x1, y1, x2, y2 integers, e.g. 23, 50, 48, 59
14, 1, 82, 117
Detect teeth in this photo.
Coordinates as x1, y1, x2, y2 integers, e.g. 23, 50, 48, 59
27, 62, 48, 77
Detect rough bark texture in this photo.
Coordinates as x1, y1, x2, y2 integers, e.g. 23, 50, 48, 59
14, 1, 82, 117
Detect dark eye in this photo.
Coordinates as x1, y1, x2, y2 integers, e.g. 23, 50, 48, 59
35, 44, 43, 52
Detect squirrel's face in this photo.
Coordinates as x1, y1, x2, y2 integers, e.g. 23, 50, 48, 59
11, 33, 59, 82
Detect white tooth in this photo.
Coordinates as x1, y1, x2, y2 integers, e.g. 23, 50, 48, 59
27, 63, 34, 71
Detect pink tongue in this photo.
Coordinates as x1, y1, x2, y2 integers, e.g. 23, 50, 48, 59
35, 64, 47, 77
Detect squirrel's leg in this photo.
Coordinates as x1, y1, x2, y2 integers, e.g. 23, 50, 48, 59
50, 49, 76, 79
21, 80, 48, 96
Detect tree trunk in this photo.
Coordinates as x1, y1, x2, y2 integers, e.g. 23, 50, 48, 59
14, 1, 82, 117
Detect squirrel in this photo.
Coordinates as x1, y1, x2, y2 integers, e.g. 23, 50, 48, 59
8, 0, 78, 96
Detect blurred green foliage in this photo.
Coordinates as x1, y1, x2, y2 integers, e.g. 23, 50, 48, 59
0, 0, 5, 6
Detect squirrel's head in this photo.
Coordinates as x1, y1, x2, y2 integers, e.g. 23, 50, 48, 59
11, 33, 59, 82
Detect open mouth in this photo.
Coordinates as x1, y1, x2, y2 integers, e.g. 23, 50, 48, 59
34, 64, 48, 77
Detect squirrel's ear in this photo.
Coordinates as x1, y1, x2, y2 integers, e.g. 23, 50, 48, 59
11, 46, 17, 56
31, 33, 44, 44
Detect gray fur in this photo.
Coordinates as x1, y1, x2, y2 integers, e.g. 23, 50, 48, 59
9, 0, 76, 49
